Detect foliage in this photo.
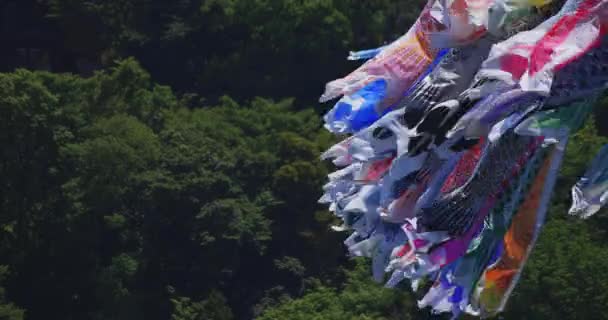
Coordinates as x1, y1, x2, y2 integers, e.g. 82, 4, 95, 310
12, 0, 427, 103
0, 267, 24, 320
170, 291, 233, 320
258, 259, 421, 320
2, 2, 608, 319
503, 219, 608, 320
258, 112, 608, 320
0, 61, 339, 319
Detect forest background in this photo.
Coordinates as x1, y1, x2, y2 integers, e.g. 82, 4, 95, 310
1, 1, 608, 319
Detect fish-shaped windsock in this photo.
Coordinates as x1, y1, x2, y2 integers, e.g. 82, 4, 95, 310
478, 0, 608, 94
319, 0, 442, 104
315, 0, 608, 317
399, 0, 562, 130
570, 144, 608, 218
320, 0, 514, 134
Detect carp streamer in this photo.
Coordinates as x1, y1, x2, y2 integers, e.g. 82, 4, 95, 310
318, 0, 608, 317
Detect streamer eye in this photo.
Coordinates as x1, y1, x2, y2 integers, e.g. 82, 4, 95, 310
401, 108, 425, 128
373, 126, 394, 140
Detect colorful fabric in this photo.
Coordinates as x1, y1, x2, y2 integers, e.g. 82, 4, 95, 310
473, 145, 554, 316
478, 0, 608, 94
570, 144, 608, 218
319, 0, 441, 104
314, 0, 608, 317
348, 46, 388, 61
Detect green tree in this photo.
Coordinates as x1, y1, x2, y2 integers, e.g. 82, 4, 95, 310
43, 0, 426, 102
258, 259, 423, 320
0, 267, 24, 320
170, 291, 233, 320
0, 60, 343, 319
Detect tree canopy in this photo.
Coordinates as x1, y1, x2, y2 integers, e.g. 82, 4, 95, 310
0, 1, 607, 320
